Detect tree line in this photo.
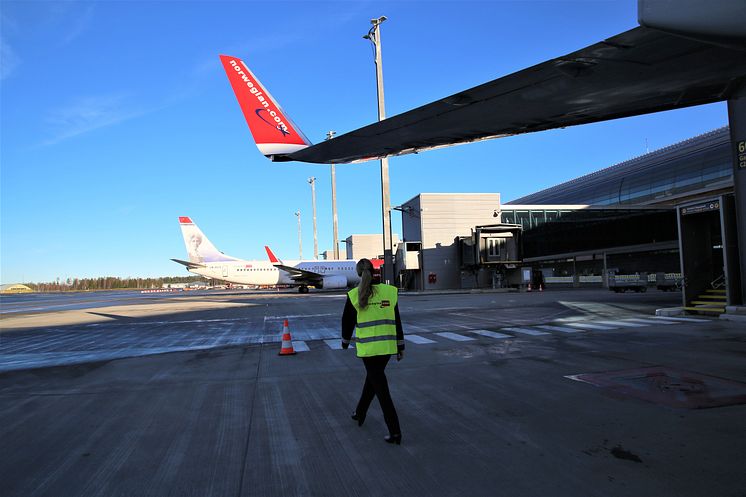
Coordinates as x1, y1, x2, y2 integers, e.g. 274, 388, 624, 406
23, 276, 207, 292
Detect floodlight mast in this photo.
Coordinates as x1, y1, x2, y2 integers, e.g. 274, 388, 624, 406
365, 16, 394, 284
327, 131, 340, 260
295, 210, 302, 259
308, 177, 318, 260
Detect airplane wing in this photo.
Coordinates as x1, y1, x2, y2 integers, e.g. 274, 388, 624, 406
263, 245, 324, 284
171, 258, 206, 269
272, 264, 324, 284
272, 26, 745, 164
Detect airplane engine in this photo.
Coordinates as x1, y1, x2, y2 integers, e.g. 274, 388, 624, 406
316, 275, 348, 289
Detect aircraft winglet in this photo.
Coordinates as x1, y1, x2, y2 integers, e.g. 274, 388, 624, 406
220, 55, 311, 160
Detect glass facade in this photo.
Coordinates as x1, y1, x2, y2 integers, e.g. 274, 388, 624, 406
508, 127, 732, 206
501, 208, 677, 258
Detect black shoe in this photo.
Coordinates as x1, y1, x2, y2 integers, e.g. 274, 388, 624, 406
384, 434, 402, 445
351, 411, 366, 427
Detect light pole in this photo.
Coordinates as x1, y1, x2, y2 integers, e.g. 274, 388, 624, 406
364, 15, 394, 284
295, 210, 303, 259
327, 130, 339, 259
308, 176, 318, 260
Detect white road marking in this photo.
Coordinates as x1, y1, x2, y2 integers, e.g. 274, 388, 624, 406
435, 332, 475, 342
593, 320, 647, 328
324, 339, 349, 350
265, 313, 336, 320
292, 341, 310, 352
626, 318, 677, 325
566, 322, 617, 330
502, 327, 549, 336
537, 325, 581, 333
404, 335, 436, 344
649, 316, 710, 323
471, 329, 512, 339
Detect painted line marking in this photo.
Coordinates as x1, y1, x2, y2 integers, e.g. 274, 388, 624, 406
324, 339, 352, 350
565, 322, 617, 330
650, 316, 710, 323
404, 335, 436, 344
593, 320, 647, 328
265, 313, 336, 321
626, 318, 677, 325
537, 325, 581, 333
471, 329, 512, 339
435, 332, 475, 342
502, 327, 549, 336
292, 341, 310, 352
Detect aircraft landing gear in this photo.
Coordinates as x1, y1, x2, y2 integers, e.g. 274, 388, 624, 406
298, 285, 309, 294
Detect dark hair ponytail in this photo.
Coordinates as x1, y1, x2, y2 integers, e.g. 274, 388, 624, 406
356, 258, 375, 308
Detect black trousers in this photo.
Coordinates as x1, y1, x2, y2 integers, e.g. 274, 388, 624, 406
356, 355, 400, 435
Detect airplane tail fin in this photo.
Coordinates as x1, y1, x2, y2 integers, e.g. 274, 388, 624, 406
264, 245, 283, 264
220, 55, 312, 160
178, 217, 236, 263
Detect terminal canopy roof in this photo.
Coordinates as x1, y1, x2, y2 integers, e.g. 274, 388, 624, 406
284, 26, 746, 164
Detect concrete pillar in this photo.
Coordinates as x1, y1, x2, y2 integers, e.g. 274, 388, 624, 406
728, 88, 746, 305
572, 257, 580, 287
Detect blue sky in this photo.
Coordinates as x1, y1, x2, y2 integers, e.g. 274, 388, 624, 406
0, 1, 729, 283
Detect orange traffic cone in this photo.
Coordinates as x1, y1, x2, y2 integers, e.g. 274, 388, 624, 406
539, 283, 544, 292
278, 319, 296, 356
527, 282, 532, 292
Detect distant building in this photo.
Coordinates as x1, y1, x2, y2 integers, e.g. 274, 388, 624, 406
321, 248, 347, 260
398, 193, 501, 290
0, 284, 33, 294
345, 234, 400, 261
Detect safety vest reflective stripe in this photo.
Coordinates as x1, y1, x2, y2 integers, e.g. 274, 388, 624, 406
356, 334, 398, 343
356, 319, 397, 328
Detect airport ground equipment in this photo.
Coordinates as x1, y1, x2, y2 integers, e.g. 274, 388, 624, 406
609, 273, 648, 293
656, 273, 681, 292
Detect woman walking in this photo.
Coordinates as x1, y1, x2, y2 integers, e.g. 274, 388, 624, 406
341, 258, 404, 445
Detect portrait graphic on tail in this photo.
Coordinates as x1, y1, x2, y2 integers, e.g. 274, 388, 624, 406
178, 217, 235, 264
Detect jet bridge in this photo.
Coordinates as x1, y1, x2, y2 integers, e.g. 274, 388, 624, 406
457, 224, 529, 289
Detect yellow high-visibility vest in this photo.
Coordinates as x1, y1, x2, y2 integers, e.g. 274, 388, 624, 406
348, 284, 398, 357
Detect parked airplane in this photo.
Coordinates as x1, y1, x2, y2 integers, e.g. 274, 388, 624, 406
219, 1, 745, 164
171, 216, 367, 292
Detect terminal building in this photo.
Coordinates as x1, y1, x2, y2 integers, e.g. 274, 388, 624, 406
393, 126, 741, 313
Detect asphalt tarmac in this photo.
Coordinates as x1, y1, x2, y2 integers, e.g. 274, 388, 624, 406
1, 289, 744, 496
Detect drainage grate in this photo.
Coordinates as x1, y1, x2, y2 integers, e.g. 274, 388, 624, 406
566, 366, 746, 409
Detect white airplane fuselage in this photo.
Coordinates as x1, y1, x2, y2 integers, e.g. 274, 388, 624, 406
174, 216, 363, 290
188, 259, 360, 287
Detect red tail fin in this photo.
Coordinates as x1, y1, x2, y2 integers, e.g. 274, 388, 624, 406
265, 245, 281, 264
220, 55, 311, 159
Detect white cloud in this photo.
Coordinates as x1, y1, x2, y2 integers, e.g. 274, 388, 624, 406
0, 38, 20, 80
61, 3, 96, 45
41, 94, 148, 146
